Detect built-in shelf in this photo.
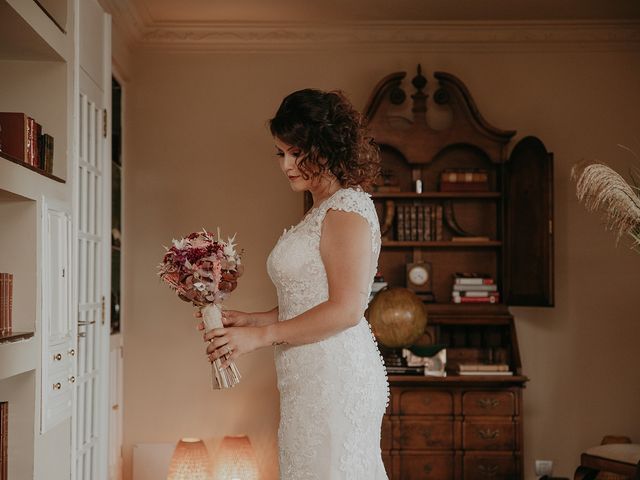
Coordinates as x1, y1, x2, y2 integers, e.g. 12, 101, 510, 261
382, 240, 502, 248
0, 331, 35, 344
0, 0, 68, 61
372, 191, 500, 199
388, 374, 528, 384
0, 152, 65, 183
0, 334, 37, 379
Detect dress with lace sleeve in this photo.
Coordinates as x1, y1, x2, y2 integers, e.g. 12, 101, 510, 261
266, 186, 389, 480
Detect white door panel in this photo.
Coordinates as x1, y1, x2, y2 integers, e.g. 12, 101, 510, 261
75, 1, 111, 479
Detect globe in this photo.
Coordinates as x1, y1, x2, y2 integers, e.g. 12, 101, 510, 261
365, 287, 428, 348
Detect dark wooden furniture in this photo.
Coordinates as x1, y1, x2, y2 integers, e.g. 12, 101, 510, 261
574, 436, 640, 480
362, 66, 555, 480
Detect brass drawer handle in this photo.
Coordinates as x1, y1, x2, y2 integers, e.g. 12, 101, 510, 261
68, 376, 75, 384
478, 428, 500, 440
53, 353, 62, 361
477, 397, 500, 409
53, 382, 62, 390
478, 464, 499, 475
68, 349, 75, 356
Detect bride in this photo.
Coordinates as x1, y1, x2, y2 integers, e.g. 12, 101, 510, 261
200, 88, 389, 479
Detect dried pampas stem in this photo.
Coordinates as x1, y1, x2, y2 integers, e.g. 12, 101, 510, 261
571, 162, 640, 245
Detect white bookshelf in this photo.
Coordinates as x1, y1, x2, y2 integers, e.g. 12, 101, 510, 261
0, 0, 75, 478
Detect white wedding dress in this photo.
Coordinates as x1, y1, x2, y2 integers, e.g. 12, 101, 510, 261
266, 186, 390, 480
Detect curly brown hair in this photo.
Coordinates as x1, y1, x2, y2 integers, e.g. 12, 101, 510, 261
269, 89, 381, 191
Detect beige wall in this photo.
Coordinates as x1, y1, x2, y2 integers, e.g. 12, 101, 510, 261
123, 45, 640, 479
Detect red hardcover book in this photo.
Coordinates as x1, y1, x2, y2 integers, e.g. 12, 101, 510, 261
453, 273, 494, 285
0, 112, 29, 162
452, 292, 500, 304
0, 273, 12, 336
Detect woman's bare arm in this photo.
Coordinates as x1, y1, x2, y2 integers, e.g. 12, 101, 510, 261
263, 209, 372, 346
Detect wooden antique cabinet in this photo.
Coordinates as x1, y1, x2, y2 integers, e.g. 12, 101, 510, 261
364, 66, 554, 480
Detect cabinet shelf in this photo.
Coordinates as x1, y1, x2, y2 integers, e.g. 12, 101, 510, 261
372, 191, 501, 200
0, 0, 68, 61
0, 334, 37, 379
0, 151, 65, 184
382, 240, 502, 248
0, 331, 35, 344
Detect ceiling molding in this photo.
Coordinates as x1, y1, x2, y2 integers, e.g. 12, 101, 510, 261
101, 11, 640, 53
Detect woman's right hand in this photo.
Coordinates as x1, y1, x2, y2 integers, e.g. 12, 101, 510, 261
194, 309, 254, 331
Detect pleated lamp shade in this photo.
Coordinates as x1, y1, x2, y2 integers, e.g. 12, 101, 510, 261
212, 435, 259, 480
166, 437, 211, 480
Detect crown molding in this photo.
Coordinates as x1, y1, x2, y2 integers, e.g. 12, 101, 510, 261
101, 12, 640, 53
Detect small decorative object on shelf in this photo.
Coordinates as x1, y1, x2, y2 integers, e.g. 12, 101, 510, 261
403, 345, 447, 376
0, 273, 13, 337
406, 261, 435, 302
158, 229, 244, 389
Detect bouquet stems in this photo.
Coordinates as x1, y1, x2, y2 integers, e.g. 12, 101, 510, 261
201, 303, 242, 389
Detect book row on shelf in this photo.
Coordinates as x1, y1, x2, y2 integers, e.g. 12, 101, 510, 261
451, 272, 500, 304
439, 168, 490, 192
402, 350, 513, 377
0, 273, 13, 337
0, 112, 54, 173
396, 203, 443, 241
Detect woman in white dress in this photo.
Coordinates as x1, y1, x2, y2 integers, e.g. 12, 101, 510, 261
201, 89, 389, 480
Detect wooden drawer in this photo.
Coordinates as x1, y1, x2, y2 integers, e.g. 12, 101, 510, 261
463, 419, 515, 450
399, 453, 454, 480
399, 390, 453, 415
398, 418, 454, 450
382, 417, 392, 450
463, 391, 515, 416
464, 453, 516, 479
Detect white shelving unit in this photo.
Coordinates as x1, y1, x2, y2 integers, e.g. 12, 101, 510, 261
0, 0, 77, 479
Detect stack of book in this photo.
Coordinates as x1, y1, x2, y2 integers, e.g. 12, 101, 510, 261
395, 203, 443, 241
0, 112, 54, 173
368, 271, 388, 303
0, 273, 13, 336
439, 168, 489, 192
451, 363, 512, 376
451, 273, 500, 304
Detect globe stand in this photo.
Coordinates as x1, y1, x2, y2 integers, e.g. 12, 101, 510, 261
381, 346, 405, 367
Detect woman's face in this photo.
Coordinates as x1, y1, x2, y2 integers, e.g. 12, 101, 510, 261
274, 137, 314, 192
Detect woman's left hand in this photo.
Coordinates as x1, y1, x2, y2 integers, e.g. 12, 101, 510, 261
204, 326, 266, 368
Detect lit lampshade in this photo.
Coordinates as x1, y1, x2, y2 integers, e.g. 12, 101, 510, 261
212, 435, 259, 480
167, 437, 211, 480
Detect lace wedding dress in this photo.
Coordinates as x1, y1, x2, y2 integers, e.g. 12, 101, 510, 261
266, 186, 390, 480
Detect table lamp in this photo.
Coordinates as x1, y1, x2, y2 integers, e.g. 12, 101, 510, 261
212, 435, 259, 480
166, 437, 211, 480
